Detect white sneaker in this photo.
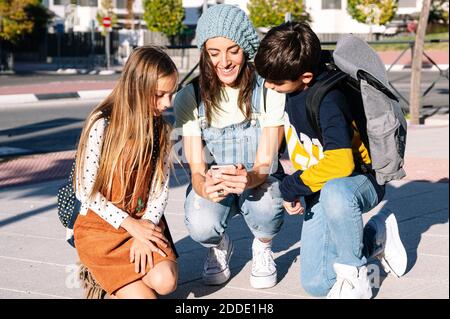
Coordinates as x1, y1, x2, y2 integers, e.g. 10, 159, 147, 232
327, 263, 372, 299
202, 233, 234, 285
250, 239, 277, 289
364, 209, 407, 277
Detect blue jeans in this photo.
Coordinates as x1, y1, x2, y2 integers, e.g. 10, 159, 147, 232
184, 176, 285, 247
300, 174, 379, 297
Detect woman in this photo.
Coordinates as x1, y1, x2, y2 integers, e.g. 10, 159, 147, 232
174, 4, 286, 289
73, 46, 178, 299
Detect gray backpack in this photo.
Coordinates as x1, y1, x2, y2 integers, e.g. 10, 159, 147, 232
306, 34, 407, 185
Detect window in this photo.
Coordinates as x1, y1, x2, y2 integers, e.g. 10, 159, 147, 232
116, 0, 127, 9
398, 0, 417, 8
78, 0, 98, 6
53, 0, 70, 5
322, 0, 342, 10
53, 0, 97, 6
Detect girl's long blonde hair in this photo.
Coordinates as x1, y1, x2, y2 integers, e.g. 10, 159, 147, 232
75, 46, 177, 209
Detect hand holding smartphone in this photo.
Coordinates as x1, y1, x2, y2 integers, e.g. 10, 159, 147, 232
210, 164, 237, 179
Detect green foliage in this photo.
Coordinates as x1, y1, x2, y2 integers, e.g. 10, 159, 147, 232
143, 0, 185, 37
248, 0, 311, 28
429, 0, 449, 24
0, 0, 50, 43
347, 0, 398, 26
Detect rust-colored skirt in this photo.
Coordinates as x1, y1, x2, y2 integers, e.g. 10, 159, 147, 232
73, 166, 177, 295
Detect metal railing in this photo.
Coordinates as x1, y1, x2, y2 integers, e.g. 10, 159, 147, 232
174, 39, 449, 109
377, 39, 449, 108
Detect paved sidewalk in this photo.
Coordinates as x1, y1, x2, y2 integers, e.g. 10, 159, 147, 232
0, 122, 448, 299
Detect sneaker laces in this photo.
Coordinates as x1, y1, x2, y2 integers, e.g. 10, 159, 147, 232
327, 276, 355, 298
252, 247, 275, 273
205, 245, 228, 271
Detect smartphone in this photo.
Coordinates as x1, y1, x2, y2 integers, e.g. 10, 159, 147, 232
210, 164, 237, 178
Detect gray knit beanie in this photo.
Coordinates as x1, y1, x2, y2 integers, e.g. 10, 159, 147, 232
196, 4, 260, 59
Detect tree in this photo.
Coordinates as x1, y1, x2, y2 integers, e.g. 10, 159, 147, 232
143, 0, 185, 38
0, 0, 50, 70
0, 0, 50, 43
126, 0, 134, 30
409, 0, 432, 125
347, 0, 398, 26
248, 0, 311, 28
429, 0, 449, 25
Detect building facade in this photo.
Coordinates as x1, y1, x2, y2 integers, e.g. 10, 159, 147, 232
42, 0, 424, 34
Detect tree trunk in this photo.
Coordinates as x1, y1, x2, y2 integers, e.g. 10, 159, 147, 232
409, 0, 432, 125
127, 0, 134, 30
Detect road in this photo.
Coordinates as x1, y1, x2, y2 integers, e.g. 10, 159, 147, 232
0, 98, 176, 157
388, 70, 449, 110
0, 70, 448, 158
0, 73, 121, 87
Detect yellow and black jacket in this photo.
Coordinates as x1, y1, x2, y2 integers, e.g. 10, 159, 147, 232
281, 84, 385, 207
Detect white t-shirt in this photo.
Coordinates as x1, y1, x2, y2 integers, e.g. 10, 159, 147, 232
174, 83, 286, 136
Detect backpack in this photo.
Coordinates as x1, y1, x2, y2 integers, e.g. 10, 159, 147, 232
306, 34, 407, 185
56, 160, 80, 247
57, 112, 110, 247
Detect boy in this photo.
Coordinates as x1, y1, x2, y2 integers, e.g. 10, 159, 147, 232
254, 22, 407, 299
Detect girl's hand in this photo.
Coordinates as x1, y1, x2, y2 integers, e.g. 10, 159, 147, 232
121, 217, 168, 257
216, 164, 248, 195
203, 170, 227, 203
130, 239, 154, 274
283, 200, 305, 215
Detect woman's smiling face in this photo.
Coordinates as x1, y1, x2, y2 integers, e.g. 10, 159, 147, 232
205, 37, 245, 87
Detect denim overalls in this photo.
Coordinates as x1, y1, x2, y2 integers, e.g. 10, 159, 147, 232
184, 75, 285, 246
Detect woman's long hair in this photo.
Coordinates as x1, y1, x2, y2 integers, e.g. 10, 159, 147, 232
199, 46, 256, 124
75, 46, 177, 209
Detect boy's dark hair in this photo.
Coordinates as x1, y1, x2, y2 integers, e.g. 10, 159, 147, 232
255, 22, 322, 83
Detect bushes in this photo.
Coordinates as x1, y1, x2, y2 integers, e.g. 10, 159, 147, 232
347, 0, 398, 26
248, 0, 311, 28
0, 0, 50, 43
143, 0, 185, 37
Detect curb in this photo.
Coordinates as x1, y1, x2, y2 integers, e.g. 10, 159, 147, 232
386, 64, 449, 72
0, 89, 112, 106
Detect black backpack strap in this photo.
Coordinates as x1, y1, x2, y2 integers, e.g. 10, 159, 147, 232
191, 76, 201, 108
263, 85, 268, 113
306, 70, 348, 144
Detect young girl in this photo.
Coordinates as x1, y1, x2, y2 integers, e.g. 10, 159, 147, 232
73, 46, 178, 299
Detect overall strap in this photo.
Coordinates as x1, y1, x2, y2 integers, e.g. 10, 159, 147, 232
194, 73, 267, 128
251, 74, 265, 115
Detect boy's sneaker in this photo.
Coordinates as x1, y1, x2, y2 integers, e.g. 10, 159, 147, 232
364, 209, 407, 277
250, 239, 277, 289
327, 263, 372, 299
203, 233, 234, 285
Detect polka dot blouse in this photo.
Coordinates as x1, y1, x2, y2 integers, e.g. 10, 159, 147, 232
75, 117, 170, 229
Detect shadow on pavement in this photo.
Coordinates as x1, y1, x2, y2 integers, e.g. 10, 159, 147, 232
0, 118, 83, 137
370, 179, 448, 298
1, 127, 82, 154
0, 203, 56, 228
168, 206, 303, 299
169, 178, 448, 299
